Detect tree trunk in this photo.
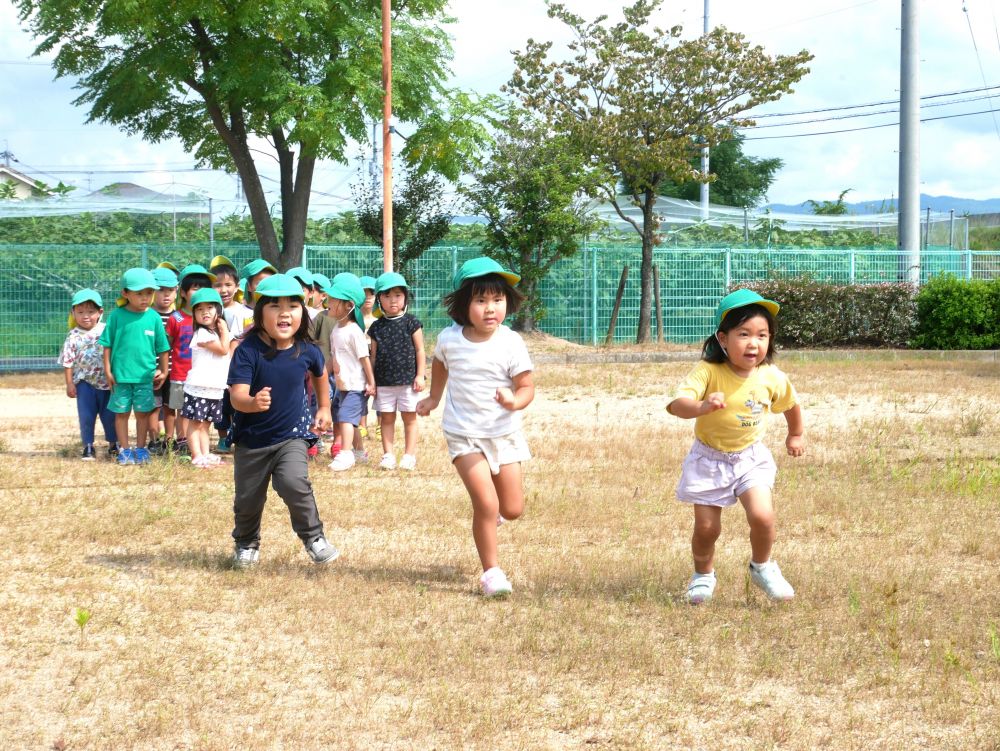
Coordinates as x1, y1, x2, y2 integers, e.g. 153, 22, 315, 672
201, 104, 279, 262
635, 189, 655, 343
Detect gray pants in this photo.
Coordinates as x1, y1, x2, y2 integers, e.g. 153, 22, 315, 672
231, 438, 324, 548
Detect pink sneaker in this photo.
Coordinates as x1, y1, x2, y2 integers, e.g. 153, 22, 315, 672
479, 567, 513, 597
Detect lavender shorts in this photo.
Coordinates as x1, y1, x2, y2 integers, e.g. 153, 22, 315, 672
676, 439, 777, 507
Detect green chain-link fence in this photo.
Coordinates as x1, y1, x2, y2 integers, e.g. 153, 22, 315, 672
2, 243, 999, 371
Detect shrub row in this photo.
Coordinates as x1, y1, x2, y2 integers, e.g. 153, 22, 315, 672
741, 275, 1000, 349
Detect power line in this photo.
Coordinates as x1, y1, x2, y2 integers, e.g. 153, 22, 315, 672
749, 83, 1000, 119
741, 106, 1000, 140
961, 2, 1000, 143
748, 91, 1000, 129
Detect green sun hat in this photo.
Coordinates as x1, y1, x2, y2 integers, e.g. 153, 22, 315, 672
312, 273, 331, 292
453, 256, 520, 290
178, 263, 217, 284
286, 266, 314, 288
240, 259, 278, 281
253, 273, 307, 300
116, 267, 157, 306
715, 289, 780, 327
189, 288, 224, 309
375, 271, 407, 293
152, 267, 179, 288
156, 261, 179, 273
72, 288, 103, 309
68, 288, 103, 328
359, 275, 378, 291
326, 274, 367, 330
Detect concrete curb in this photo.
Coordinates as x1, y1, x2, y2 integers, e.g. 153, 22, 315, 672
530, 349, 999, 365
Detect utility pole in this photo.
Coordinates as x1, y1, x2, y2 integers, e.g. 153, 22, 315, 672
898, 0, 920, 284
699, 0, 710, 220
381, 0, 394, 273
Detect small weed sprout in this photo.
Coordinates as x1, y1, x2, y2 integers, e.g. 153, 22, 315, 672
74, 607, 91, 644
990, 624, 1000, 662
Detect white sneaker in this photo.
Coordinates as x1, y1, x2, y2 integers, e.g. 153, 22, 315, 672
399, 453, 416, 470
686, 571, 717, 605
480, 566, 513, 597
749, 560, 795, 601
329, 450, 356, 471
379, 452, 397, 470
354, 449, 369, 465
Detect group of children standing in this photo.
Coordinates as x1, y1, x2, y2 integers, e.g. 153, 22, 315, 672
61, 256, 805, 602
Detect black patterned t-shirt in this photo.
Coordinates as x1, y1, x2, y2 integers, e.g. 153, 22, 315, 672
368, 313, 422, 387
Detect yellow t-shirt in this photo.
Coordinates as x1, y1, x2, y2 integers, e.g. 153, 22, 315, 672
674, 361, 798, 453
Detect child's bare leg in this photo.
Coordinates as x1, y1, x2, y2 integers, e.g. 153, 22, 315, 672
338, 422, 355, 452
163, 407, 176, 441
692, 505, 722, 574
177, 415, 189, 443
115, 412, 132, 448
739, 486, 776, 565
134, 412, 151, 448
401, 412, 418, 456
454, 453, 501, 571
380, 412, 396, 454
187, 420, 204, 460
492, 462, 524, 521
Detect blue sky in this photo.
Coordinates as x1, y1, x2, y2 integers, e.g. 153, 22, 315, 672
2, 0, 1000, 212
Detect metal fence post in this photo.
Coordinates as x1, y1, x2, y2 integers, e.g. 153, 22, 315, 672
724, 248, 731, 290
849, 250, 855, 284
592, 245, 599, 346
140, 244, 148, 268
967, 250, 973, 280
948, 209, 954, 250
302, 244, 308, 270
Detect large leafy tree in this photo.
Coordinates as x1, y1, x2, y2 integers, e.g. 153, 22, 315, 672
659, 135, 782, 209
16, 0, 485, 269
462, 112, 604, 332
507, 0, 812, 341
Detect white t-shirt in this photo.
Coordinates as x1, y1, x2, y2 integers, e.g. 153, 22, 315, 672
329, 321, 370, 391
434, 324, 533, 438
184, 327, 231, 399
223, 303, 247, 339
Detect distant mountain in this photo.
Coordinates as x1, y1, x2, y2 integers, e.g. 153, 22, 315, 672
766, 194, 1000, 216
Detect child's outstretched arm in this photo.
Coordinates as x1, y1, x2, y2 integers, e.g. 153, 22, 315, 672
495, 370, 534, 411
416, 358, 447, 416
783, 403, 805, 456
667, 392, 726, 418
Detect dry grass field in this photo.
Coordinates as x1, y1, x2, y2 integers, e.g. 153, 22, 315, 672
1, 351, 999, 750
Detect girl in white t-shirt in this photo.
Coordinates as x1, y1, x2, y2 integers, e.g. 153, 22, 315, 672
417, 257, 534, 597
182, 288, 232, 468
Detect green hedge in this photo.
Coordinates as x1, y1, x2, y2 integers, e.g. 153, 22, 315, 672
743, 275, 1000, 350
911, 274, 1000, 349
743, 278, 917, 348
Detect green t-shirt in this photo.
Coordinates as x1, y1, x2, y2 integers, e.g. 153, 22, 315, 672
98, 306, 170, 384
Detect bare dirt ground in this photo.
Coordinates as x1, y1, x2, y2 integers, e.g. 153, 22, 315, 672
1, 350, 998, 750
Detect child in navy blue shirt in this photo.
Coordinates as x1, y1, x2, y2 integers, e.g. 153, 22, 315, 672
227, 274, 339, 568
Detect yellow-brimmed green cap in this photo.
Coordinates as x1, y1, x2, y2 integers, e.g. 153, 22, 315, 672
152, 267, 179, 288
68, 289, 103, 328
715, 289, 780, 327
156, 261, 179, 273
117, 267, 157, 306
453, 257, 520, 290
326, 274, 367, 331
209, 255, 237, 271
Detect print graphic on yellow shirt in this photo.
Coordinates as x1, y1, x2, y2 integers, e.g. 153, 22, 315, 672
674, 362, 797, 453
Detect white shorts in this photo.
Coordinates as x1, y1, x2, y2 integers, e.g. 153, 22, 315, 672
675, 439, 777, 507
374, 384, 419, 413
444, 430, 531, 476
